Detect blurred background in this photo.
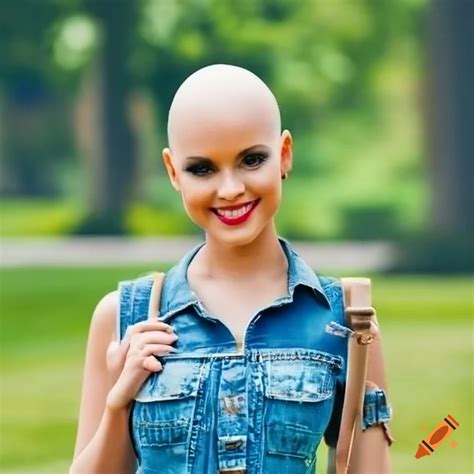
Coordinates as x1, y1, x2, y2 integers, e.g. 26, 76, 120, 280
0, 0, 472, 473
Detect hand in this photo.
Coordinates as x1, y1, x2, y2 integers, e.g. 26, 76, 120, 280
105, 318, 178, 411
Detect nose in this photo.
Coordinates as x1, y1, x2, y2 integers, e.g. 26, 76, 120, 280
216, 171, 245, 201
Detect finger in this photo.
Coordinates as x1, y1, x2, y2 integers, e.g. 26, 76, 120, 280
131, 331, 178, 348
106, 340, 121, 370
141, 344, 178, 357
122, 321, 175, 349
120, 323, 175, 363
143, 355, 162, 372
132, 320, 175, 335
106, 340, 127, 386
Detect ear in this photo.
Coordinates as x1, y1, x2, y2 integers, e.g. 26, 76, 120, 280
162, 147, 181, 192
280, 129, 293, 175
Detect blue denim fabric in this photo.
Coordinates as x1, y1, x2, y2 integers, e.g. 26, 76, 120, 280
116, 236, 393, 473
361, 388, 393, 431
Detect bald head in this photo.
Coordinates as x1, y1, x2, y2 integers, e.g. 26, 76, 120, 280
167, 64, 281, 155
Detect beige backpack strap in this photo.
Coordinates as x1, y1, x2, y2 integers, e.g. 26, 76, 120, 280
147, 272, 166, 320
335, 278, 376, 474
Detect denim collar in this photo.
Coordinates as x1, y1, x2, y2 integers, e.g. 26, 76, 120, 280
159, 235, 332, 319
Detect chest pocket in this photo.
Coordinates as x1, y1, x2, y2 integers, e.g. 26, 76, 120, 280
132, 357, 203, 457
262, 350, 343, 472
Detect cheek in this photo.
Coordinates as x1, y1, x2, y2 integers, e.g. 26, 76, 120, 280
244, 172, 281, 218
252, 168, 282, 199
180, 181, 213, 213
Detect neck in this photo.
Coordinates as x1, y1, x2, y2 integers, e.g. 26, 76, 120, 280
192, 224, 288, 282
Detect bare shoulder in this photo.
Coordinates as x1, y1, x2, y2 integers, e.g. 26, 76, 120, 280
90, 289, 119, 339
94, 290, 119, 320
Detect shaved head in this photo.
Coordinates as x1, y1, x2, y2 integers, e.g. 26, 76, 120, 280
162, 64, 293, 247
167, 64, 281, 155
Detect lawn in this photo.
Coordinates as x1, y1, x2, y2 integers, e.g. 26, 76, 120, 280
0, 267, 472, 473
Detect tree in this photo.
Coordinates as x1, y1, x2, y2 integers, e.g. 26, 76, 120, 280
425, 0, 474, 237
73, 0, 139, 234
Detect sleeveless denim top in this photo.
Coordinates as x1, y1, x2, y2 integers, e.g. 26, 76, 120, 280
117, 236, 392, 473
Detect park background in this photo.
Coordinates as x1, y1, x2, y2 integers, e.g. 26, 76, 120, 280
0, 0, 472, 473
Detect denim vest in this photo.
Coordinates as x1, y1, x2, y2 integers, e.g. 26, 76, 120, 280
117, 236, 393, 473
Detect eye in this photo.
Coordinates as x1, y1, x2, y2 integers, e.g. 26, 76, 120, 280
243, 153, 269, 167
185, 163, 213, 176
184, 153, 269, 177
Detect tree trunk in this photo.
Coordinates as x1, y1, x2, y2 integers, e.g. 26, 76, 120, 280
74, 1, 137, 234
394, 0, 474, 272
425, 0, 474, 236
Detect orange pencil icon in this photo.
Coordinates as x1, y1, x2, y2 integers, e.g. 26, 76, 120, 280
415, 415, 460, 459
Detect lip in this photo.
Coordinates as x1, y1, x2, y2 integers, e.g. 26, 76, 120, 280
211, 199, 260, 226
211, 199, 259, 211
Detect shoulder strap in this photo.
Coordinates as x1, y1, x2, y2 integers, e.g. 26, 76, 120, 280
147, 272, 166, 320
116, 271, 166, 342
335, 278, 376, 474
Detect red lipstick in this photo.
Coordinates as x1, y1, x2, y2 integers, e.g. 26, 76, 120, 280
211, 199, 260, 226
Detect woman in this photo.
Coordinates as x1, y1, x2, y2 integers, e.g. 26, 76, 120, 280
70, 64, 393, 474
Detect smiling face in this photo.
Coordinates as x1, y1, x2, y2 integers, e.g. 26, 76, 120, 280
162, 64, 292, 247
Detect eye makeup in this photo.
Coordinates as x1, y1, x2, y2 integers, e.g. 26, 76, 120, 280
183, 151, 270, 177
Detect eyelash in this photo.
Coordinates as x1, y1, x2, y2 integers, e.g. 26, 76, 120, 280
185, 153, 269, 177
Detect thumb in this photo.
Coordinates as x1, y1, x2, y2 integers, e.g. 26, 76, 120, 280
143, 355, 161, 372
106, 340, 126, 377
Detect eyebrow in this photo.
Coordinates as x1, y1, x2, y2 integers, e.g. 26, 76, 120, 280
184, 144, 271, 163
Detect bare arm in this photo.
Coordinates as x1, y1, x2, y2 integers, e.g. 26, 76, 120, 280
326, 319, 393, 474
327, 425, 390, 474
347, 319, 392, 474
346, 425, 391, 474
69, 291, 137, 474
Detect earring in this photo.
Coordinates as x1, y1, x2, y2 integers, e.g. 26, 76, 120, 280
281, 172, 288, 180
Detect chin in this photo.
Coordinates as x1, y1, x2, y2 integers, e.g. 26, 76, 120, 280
207, 222, 273, 248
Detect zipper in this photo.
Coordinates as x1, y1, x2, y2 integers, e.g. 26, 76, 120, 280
193, 295, 292, 355
193, 299, 244, 355
240, 294, 292, 354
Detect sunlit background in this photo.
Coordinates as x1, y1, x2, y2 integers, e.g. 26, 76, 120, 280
0, 0, 472, 473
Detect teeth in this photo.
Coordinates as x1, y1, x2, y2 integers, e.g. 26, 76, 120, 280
216, 202, 253, 218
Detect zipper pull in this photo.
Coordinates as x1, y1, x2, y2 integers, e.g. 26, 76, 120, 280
325, 321, 355, 338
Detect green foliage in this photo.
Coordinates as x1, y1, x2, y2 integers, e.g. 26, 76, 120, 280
1, 0, 429, 238
0, 199, 197, 237
0, 199, 81, 236
126, 202, 199, 235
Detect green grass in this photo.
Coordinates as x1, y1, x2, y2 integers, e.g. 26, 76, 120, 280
0, 268, 472, 473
